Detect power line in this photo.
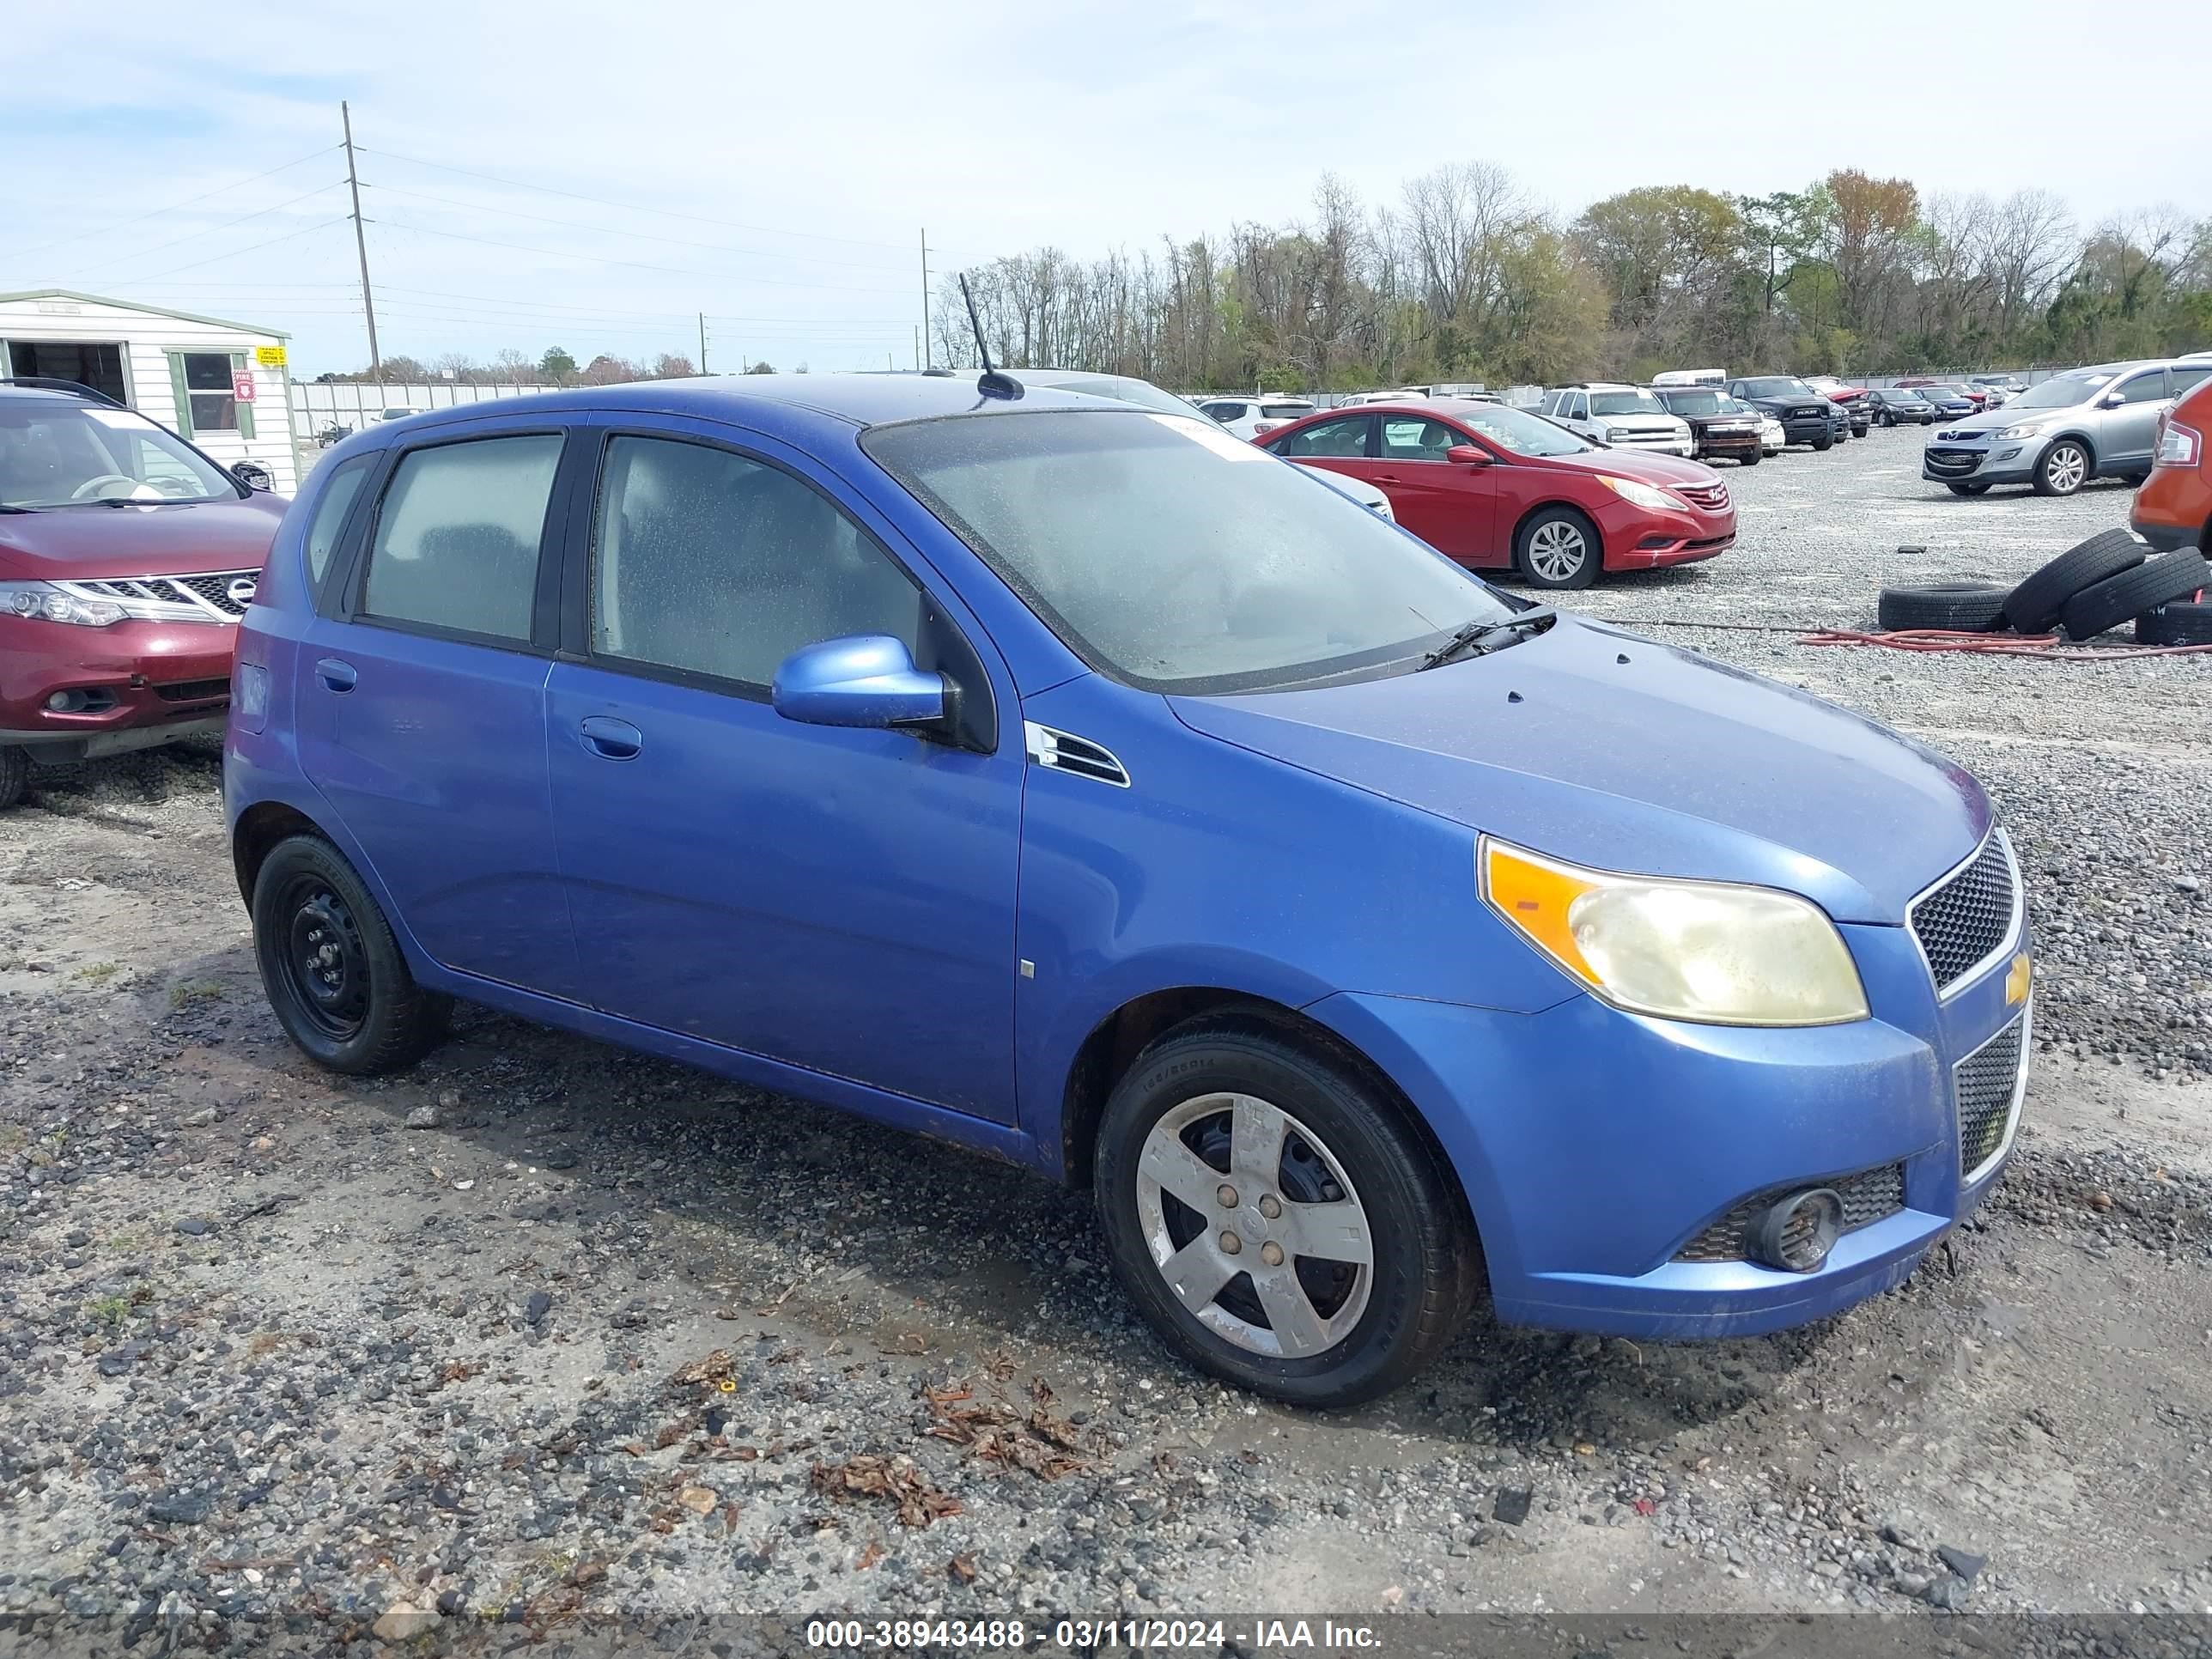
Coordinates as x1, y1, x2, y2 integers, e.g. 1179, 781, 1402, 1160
66, 183, 348, 280
130, 216, 351, 283
370, 216, 917, 295
360, 184, 918, 275
10, 145, 342, 264
358, 144, 970, 257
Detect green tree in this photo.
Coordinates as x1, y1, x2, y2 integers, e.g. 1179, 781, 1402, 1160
538, 347, 577, 382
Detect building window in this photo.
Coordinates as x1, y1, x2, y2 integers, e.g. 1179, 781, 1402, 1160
167, 350, 255, 441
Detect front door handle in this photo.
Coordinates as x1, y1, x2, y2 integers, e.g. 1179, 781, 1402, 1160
1373, 472, 1404, 484
578, 715, 642, 761
314, 657, 356, 693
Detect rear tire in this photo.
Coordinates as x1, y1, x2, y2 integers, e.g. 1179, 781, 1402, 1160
0, 749, 26, 811
1514, 506, 1601, 590
2033, 440, 2091, 497
251, 835, 451, 1074
1094, 1018, 1479, 1407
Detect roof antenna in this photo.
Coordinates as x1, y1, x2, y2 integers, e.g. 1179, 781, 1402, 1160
958, 273, 1023, 401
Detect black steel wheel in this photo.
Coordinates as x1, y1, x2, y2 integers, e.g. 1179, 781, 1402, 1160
252, 835, 450, 1073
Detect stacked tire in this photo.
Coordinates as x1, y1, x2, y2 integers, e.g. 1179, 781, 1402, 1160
1875, 530, 2210, 642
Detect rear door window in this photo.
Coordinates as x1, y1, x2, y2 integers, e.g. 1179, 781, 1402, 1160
1273, 416, 1371, 459
2171, 365, 2211, 395
361, 434, 562, 642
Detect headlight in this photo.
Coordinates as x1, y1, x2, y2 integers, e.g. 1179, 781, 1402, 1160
1480, 839, 1870, 1026
0, 581, 126, 628
1993, 422, 2045, 441
1595, 474, 1676, 513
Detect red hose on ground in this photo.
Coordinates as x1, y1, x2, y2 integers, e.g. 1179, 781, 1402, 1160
1799, 627, 2212, 660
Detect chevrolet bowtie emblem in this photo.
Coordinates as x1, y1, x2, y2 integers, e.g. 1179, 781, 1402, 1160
2005, 953, 2033, 1006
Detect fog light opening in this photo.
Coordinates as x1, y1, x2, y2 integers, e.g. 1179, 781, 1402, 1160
1750, 1187, 1844, 1273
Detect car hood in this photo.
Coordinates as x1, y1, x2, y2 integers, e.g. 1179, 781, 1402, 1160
1738, 391, 1829, 410
1535, 447, 1717, 488
0, 494, 286, 580
1168, 616, 1987, 923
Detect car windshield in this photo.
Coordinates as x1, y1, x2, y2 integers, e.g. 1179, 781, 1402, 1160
0, 399, 239, 509
1887, 389, 1929, 402
1739, 377, 1815, 398
863, 410, 1512, 694
2006, 371, 2116, 410
1021, 373, 1205, 420
1443, 404, 1597, 457
1659, 391, 1723, 416
1589, 390, 1665, 416
1717, 397, 1761, 416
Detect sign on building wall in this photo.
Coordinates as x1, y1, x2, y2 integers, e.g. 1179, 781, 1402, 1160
233, 371, 257, 403
254, 345, 287, 368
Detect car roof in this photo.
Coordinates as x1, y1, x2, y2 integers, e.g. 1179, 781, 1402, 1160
391, 371, 1116, 434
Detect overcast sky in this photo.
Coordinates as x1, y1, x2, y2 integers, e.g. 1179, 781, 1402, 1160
6, 1, 2208, 377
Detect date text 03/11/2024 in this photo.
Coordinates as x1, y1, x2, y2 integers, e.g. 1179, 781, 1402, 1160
802, 1618, 1383, 1650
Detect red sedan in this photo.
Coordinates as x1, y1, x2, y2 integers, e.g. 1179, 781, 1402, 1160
1256, 399, 1736, 589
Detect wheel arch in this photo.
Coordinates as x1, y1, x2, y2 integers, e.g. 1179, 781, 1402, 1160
1056, 988, 1478, 1242
232, 799, 328, 904
1508, 496, 1603, 562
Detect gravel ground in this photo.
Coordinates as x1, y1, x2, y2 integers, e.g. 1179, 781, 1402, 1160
3, 434, 2210, 1655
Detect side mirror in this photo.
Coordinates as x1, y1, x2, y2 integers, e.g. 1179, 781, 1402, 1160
233, 461, 273, 491
1443, 444, 1492, 465
2100, 392, 2126, 409
772, 635, 945, 732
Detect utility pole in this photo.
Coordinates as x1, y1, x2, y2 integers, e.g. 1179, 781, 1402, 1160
920, 228, 931, 371
914, 325, 921, 373
698, 313, 708, 374
341, 101, 382, 386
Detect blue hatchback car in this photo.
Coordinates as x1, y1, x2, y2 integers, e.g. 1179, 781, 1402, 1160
226, 373, 2031, 1405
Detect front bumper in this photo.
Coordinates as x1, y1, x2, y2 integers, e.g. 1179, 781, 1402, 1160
1922, 438, 2040, 486
1694, 431, 1763, 460
1310, 915, 2030, 1339
1773, 415, 1831, 443
1605, 434, 1696, 459
0, 615, 235, 757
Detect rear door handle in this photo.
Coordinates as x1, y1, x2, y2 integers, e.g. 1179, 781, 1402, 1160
578, 715, 642, 761
314, 657, 356, 693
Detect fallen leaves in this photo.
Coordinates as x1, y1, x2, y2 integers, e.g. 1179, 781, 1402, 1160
922, 1377, 1088, 1481
856, 1538, 885, 1571
810, 1455, 961, 1528
949, 1553, 977, 1583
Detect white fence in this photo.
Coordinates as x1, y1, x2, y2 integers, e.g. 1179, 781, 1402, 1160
289, 380, 565, 427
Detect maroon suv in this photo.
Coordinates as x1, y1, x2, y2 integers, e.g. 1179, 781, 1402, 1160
0, 382, 286, 808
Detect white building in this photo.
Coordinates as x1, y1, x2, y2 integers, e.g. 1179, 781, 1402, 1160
0, 289, 300, 493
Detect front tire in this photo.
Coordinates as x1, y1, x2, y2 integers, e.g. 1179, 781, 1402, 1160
1513, 506, 1601, 589
0, 749, 25, 811
252, 835, 450, 1074
1812, 434, 1834, 452
2034, 440, 2090, 497
1880, 410, 1896, 428
1094, 1020, 1477, 1407
1739, 450, 1761, 466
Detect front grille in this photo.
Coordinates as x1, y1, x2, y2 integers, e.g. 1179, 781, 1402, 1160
155, 678, 230, 704
73, 570, 258, 621
1954, 1013, 2027, 1181
1924, 447, 1984, 477
1791, 405, 1825, 419
1674, 1163, 1905, 1263
1909, 832, 2020, 993
1674, 483, 1730, 511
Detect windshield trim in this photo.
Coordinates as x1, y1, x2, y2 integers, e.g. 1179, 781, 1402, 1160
860, 406, 1502, 696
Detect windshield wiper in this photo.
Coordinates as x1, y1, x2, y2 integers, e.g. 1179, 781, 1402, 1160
1419, 606, 1556, 670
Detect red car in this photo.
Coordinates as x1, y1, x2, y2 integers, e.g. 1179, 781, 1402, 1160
0, 380, 286, 808
1895, 377, 1989, 411
1256, 399, 1736, 589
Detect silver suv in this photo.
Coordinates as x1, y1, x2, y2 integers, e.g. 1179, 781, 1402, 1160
1538, 384, 1692, 458
1922, 359, 2212, 497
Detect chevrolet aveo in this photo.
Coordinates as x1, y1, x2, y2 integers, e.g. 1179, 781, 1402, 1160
227, 374, 2033, 1406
